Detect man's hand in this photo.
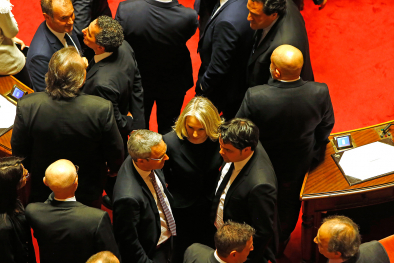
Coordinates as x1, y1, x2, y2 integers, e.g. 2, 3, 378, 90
13, 37, 26, 50
318, 0, 328, 10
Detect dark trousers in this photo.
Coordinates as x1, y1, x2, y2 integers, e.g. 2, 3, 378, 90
277, 175, 305, 241
144, 93, 185, 135
172, 200, 216, 263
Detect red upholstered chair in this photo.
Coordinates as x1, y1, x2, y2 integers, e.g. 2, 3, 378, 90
379, 235, 394, 261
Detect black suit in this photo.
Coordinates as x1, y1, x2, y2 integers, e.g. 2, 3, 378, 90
71, 0, 112, 60
26, 21, 81, 92
83, 40, 145, 140
115, 0, 198, 134
184, 243, 219, 263
211, 142, 278, 263
247, 0, 313, 87
113, 156, 174, 263
236, 78, 334, 240
11, 92, 124, 207
196, 0, 254, 119
163, 132, 222, 261
25, 193, 120, 263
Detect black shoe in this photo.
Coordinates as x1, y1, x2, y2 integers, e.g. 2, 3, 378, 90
102, 195, 113, 210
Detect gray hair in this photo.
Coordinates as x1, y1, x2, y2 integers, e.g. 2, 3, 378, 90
127, 130, 163, 161
214, 221, 255, 258
323, 216, 361, 260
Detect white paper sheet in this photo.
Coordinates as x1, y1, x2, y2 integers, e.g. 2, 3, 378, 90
0, 95, 16, 129
339, 141, 394, 180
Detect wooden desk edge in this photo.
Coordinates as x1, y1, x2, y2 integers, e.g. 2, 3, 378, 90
300, 119, 394, 201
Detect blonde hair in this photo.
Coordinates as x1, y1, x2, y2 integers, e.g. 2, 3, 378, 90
174, 97, 223, 141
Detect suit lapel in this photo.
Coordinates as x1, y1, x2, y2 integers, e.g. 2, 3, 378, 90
44, 23, 65, 52
199, 0, 239, 43
248, 14, 284, 66
223, 153, 255, 209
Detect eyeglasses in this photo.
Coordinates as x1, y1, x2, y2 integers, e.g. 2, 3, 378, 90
146, 152, 167, 161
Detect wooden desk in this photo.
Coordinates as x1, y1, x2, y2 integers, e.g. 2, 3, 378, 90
0, 75, 33, 157
301, 120, 394, 263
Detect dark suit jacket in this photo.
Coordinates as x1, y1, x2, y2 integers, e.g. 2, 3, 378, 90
11, 92, 124, 205
196, 0, 254, 111
115, 0, 197, 98
26, 21, 81, 92
184, 243, 219, 263
211, 142, 278, 263
113, 156, 174, 263
25, 194, 120, 263
71, 0, 112, 40
163, 131, 222, 208
247, 0, 313, 87
236, 78, 334, 182
344, 241, 389, 263
83, 40, 145, 138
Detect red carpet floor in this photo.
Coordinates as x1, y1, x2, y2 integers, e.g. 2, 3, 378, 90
12, 0, 394, 262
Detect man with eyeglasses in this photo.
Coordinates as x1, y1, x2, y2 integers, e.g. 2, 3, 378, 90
113, 129, 175, 263
25, 159, 120, 263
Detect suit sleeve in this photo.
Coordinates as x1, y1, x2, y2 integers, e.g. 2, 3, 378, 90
247, 182, 277, 263
11, 99, 32, 161
94, 84, 134, 135
200, 21, 240, 93
314, 88, 335, 145
235, 89, 253, 119
113, 198, 153, 263
101, 102, 124, 172
129, 51, 145, 130
28, 55, 49, 92
71, 0, 92, 38
95, 212, 121, 261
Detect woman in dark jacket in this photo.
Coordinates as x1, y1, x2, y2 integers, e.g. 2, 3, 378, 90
163, 97, 223, 262
0, 156, 36, 263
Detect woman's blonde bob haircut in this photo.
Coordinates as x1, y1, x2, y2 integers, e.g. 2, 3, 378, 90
174, 97, 223, 141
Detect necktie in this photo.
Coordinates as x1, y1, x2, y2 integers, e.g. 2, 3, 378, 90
252, 29, 263, 54
87, 58, 95, 72
210, 163, 234, 225
149, 172, 177, 236
211, 1, 220, 18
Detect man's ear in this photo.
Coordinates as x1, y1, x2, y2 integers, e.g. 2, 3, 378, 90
43, 177, 48, 186
274, 68, 281, 79
43, 13, 51, 22
242, 146, 252, 154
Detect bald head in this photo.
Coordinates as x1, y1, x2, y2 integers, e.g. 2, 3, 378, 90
86, 251, 120, 263
44, 159, 78, 198
270, 45, 304, 81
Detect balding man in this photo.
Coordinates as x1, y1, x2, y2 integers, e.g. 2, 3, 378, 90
315, 216, 389, 263
25, 160, 120, 263
27, 0, 83, 91
236, 44, 334, 253
86, 251, 120, 263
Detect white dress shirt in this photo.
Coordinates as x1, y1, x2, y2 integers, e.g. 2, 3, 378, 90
214, 250, 227, 263
54, 196, 76, 202
214, 152, 254, 229
212, 0, 229, 18
94, 52, 113, 63
133, 161, 173, 245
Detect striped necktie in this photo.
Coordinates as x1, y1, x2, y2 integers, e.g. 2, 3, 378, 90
149, 172, 177, 236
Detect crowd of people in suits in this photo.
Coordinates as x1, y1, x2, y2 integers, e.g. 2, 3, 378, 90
2, 0, 387, 262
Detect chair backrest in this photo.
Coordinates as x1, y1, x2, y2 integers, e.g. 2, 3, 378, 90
379, 235, 394, 262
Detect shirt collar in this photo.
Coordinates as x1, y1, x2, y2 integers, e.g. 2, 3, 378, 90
133, 160, 152, 180
219, 0, 228, 7
154, 0, 172, 2
234, 151, 254, 172
46, 22, 66, 43
214, 250, 228, 263
54, 196, 76, 202
94, 52, 113, 63
278, 77, 301, 82
263, 16, 279, 33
